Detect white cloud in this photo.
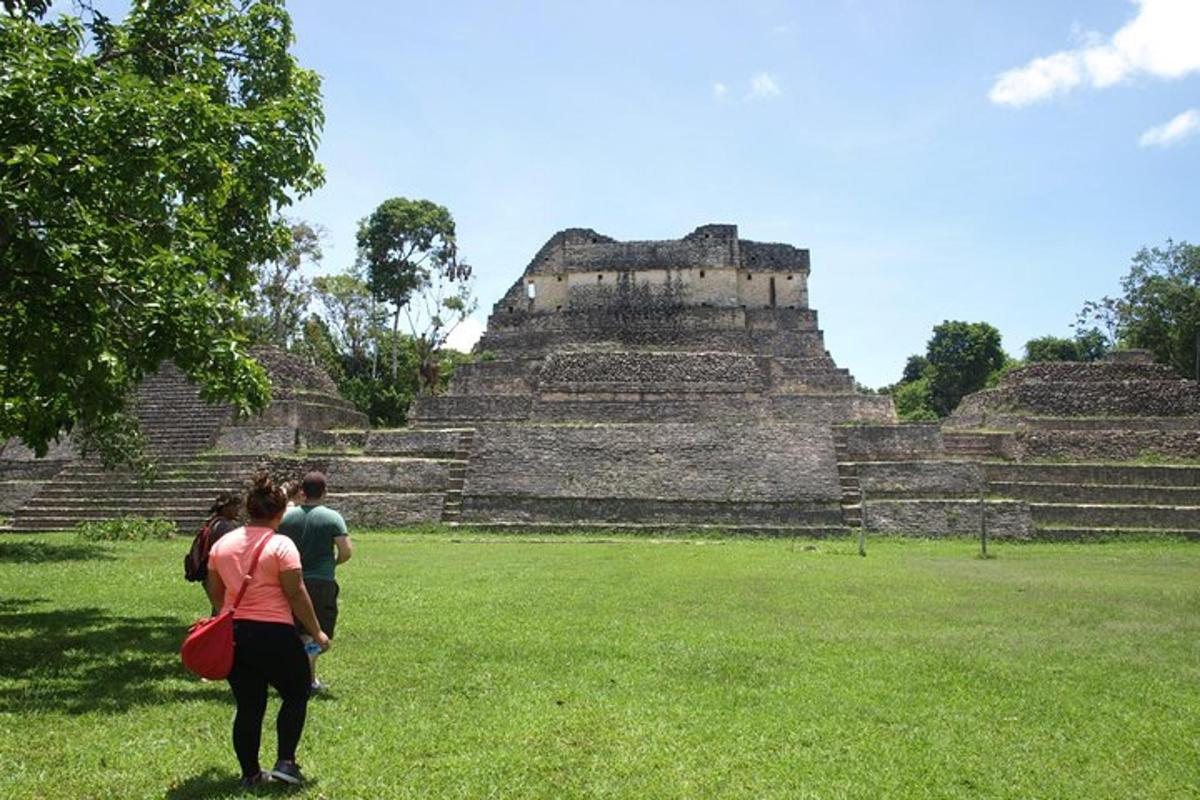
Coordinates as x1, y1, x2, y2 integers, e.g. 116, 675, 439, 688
989, 0, 1200, 107
712, 81, 729, 102
747, 72, 781, 100
1138, 108, 1200, 147
445, 315, 485, 353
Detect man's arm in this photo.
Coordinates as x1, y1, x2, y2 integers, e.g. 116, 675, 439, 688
280, 568, 330, 651
335, 535, 352, 565
204, 570, 226, 612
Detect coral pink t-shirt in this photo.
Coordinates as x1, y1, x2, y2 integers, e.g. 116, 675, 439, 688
207, 525, 302, 625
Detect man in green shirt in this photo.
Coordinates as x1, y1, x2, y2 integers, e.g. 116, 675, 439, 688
279, 471, 352, 693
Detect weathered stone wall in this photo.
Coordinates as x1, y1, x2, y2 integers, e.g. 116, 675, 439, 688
983, 462, 1200, 487
953, 362, 1200, 419
251, 345, 341, 398
465, 422, 839, 502
839, 424, 941, 460
238, 453, 452, 527
1011, 429, 1200, 461
858, 462, 982, 498
459, 421, 842, 526
414, 394, 896, 425
538, 352, 766, 392
864, 499, 1033, 538
363, 429, 465, 457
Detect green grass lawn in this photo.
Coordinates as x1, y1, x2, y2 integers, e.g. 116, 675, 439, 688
0, 531, 1198, 799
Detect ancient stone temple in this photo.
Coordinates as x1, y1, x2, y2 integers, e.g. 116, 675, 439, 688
410, 224, 893, 530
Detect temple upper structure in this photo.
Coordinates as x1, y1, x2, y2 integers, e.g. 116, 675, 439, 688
413, 223, 894, 425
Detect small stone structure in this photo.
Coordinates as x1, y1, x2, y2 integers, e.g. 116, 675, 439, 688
846, 352, 1200, 539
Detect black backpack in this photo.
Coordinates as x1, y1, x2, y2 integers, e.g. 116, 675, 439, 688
184, 517, 217, 582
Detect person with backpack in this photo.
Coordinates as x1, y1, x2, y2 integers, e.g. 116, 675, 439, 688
205, 472, 329, 788
185, 492, 242, 614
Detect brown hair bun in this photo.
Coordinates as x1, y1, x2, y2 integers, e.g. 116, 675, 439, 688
245, 470, 287, 521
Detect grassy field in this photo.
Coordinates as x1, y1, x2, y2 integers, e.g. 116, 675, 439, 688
0, 531, 1197, 799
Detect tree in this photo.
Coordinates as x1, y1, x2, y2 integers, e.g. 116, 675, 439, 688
0, 1, 324, 462
1074, 328, 1111, 362
245, 220, 322, 348
312, 270, 383, 369
1078, 240, 1200, 378
1024, 336, 1080, 363
901, 355, 930, 384
404, 261, 477, 394
892, 378, 938, 421
925, 321, 1007, 416
1024, 331, 1110, 363
357, 198, 459, 383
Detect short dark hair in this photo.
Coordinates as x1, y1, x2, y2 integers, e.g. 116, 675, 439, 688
302, 471, 327, 499
246, 471, 287, 520
209, 491, 242, 516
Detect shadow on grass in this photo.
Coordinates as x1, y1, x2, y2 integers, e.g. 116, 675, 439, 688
0, 598, 209, 714
0, 540, 115, 563
164, 767, 312, 799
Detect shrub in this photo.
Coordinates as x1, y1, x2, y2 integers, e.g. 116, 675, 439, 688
74, 517, 177, 542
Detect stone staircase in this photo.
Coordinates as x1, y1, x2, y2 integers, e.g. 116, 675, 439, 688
832, 429, 863, 527
440, 429, 475, 524
133, 363, 233, 455
7, 455, 253, 532
984, 463, 1200, 539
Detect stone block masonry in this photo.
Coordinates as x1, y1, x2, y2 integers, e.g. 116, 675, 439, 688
460, 422, 844, 528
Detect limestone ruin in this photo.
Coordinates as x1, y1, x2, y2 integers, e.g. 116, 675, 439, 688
2, 225, 1197, 538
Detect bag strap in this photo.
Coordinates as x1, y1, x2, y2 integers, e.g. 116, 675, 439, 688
229, 530, 274, 611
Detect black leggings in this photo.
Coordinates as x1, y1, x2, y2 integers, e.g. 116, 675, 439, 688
227, 620, 310, 777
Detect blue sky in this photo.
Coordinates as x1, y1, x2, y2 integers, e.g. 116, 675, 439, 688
276, 1, 1199, 387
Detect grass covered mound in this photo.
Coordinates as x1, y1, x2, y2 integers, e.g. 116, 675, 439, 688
0, 532, 1197, 799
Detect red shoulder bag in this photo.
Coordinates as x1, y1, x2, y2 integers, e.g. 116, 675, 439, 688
180, 532, 274, 679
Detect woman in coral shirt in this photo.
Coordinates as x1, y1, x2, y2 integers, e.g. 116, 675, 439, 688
206, 472, 330, 789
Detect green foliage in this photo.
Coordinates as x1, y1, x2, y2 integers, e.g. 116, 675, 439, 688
242, 220, 322, 348
358, 197, 459, 383
1074, 328, 1111, 362
901, 355, 929, 384
892, 377, 939, 421
0, 1, 324, 465
1079, 240, 1200, 378
1024, 331, 1110, 363
74, 517, 175, 541
926, 321, 1007, 416
1025, 335, 1080, 362
312, 270, 382, 365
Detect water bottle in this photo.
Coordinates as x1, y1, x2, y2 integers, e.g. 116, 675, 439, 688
304, 640, 321, 657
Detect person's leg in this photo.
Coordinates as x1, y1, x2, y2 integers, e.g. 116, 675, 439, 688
261, 624, 311, 765
304, 578, 338, 688
227, 626, 270, 779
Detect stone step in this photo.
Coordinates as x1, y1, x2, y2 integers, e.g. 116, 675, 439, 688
35, 488, 247, 501
985, 463, 1200, 487
7, 515, 203, 532
1029, 527, 1200, 540
445, 521, 853, 536
1029, 503, 1200, 530
991, 481, 1200, 506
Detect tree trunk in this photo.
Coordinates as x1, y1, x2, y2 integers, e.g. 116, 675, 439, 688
390, 307, 400, 383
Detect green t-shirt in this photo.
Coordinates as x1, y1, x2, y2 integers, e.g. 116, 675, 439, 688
279, 504, 348, 581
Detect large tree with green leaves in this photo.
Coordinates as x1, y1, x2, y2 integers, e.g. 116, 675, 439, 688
925, 321, 1007, 416
0, 0, 324, 462
1078, 240, 1200, 379
357, 198, 467, 384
